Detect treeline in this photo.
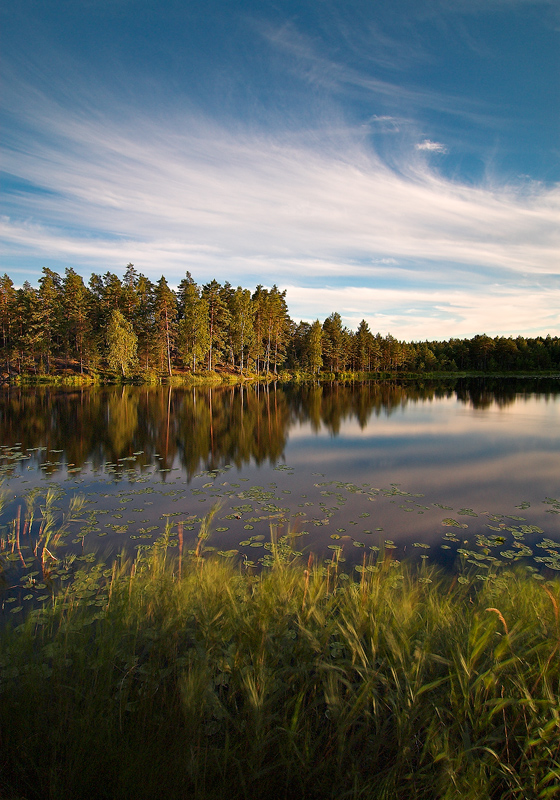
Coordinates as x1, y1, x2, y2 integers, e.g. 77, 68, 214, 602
1, 266, 559, 377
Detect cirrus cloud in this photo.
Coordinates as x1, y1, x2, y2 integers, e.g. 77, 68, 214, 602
1, 89, 558, 339
415, 139, 448, 153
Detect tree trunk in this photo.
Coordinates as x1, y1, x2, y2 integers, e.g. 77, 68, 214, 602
165, 308, 172, 376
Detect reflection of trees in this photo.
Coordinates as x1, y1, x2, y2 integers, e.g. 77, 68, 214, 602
107, 388, 139, 453
0, 378, 558, 478
453, 377, 556, 410
174, 383, 292, 474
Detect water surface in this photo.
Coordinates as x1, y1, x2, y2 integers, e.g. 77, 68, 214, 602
1, 378, 559, 581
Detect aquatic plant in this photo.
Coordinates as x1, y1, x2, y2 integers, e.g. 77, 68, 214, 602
1, 512, 559, 800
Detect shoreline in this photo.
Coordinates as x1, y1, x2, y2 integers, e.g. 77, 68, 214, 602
2, 368, 560, 387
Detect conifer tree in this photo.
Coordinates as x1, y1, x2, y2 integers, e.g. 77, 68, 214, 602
122, 264, 139, 321
178, 273, 210, 371
0, 274, 16, 372
132, 273, 155, 372
153, 276, 177, 376
322, 312, 349, 372
286, 321, 311, 371
228, 287, 254, 371
308, 319, 323, 374
201, 279, 230, 370
62, 268, 94, 373
251, 285, 268, 373
89, 272, 124, 359
267, 286, 291, 374
14, 283, 40, 374
35, 268, 63, 373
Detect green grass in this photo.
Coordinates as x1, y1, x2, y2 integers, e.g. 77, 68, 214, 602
1, 525, 559, 800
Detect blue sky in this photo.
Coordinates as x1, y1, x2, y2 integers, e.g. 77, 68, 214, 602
1, 0, 559, 340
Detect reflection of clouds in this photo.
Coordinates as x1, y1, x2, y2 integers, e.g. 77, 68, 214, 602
285, 443, 560, 513
286, 444, 558, 480
254, 451, 558, 555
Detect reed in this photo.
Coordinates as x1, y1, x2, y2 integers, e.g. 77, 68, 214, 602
1, 519, 559, 800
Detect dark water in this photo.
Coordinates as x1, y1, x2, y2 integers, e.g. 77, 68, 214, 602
1, 377, 559, 584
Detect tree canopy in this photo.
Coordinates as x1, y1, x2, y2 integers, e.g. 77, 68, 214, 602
1, 267, 558, 378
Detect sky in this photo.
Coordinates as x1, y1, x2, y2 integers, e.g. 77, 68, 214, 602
1, 0, 559, 341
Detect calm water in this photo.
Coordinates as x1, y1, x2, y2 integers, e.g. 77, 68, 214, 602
1, 377, 559, 580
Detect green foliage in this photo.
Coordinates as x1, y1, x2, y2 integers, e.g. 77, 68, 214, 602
308, 319, 323, 374
228, 286, 254, 371
2, 267, 559, 381
178, 272, 211, 371
106, 308, 138, 377
153, 276, 178, 376
1, 534, 559, 800
202, 279, 231, 370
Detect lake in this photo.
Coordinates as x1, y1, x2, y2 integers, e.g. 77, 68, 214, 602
1, 377, 559, 586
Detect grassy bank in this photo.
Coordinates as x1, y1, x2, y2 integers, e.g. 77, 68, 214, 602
1, 529, 559, 800
1, 368, 254, 387
3, 368, 560, 388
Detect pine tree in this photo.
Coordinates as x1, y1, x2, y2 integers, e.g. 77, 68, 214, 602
308, 320, 323, 374
122, 264, 139, 321
201, 279, 230, 370
322, 312, 349, 372
228, 287, 254, 372
253, 286, 291, 374
88, 272, 124, 359
62, 268, 94, 373
34, 268, 63, 373
13, 283, 40, 374
286, 321, 311, 371
0, 274, 16, 373
132, 273, 155, 372
153, 276, 177, 376
251, 286, 268, 374
178, 273, 210, 371
268, 286, 291, 374
354, 320, 375, 371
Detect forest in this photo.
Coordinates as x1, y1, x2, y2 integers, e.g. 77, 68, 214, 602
1, 266, 559, 379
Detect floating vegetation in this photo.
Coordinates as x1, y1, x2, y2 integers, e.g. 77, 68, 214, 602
1, 434, 559, 639
442, 518, 469, 528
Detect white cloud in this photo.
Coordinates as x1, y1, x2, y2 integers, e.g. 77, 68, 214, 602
285, 285, 560, 339
1, 93, 559, 338
415, 139, 447, 153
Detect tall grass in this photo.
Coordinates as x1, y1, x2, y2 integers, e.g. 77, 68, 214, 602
1, 523, 559, 800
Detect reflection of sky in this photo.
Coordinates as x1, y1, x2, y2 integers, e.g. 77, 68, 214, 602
1, 390, 558, 574
281, 394, 559, 533
288, 394, 560, 438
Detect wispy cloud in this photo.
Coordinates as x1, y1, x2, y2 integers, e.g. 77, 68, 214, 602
260, 19, 501, 128
1, 87, 558, 338
285, 284, 560, 340
415, 139, 447, 153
